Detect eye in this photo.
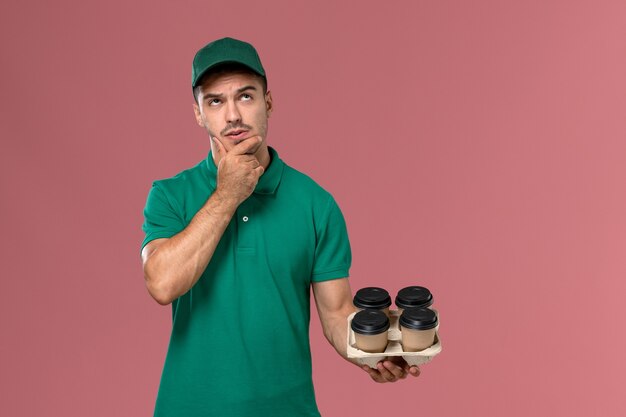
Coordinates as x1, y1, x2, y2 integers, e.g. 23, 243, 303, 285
207, 98, 221, 106
240, 93, 252, 101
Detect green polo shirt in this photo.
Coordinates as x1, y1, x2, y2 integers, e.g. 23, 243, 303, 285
141, 147, 351, 417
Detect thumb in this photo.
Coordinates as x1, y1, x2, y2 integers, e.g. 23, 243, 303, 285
211, 136, 226, 157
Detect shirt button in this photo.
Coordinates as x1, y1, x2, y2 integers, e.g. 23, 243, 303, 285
242, 216, 249, 222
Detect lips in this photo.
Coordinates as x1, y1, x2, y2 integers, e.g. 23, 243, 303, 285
225, 130, 248, 140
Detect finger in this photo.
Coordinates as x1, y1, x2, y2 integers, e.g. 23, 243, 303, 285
361, 365, 386, 383
389, 357, 411, 377
244, 157, 260, 167
408, 365, 421, 377
254, 165, 264, 177
234, 154, 258, 164
211, 136, 227, 158
400, 362, 411, 377
376, 361, 398, 382
230, 136, 262, 156
382, 360, 406, 380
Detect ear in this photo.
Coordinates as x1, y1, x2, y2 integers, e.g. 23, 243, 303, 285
265, 90, 273, 118
193, 102, 204, 126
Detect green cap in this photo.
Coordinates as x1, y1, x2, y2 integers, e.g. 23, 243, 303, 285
192, 37, 266, 89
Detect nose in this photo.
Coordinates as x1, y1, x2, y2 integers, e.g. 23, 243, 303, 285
225, 100, 242, 124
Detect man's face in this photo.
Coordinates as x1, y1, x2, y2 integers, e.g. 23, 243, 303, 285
193, 70, 273, 160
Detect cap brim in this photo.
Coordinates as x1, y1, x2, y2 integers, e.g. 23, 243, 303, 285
193, 60, 265, 88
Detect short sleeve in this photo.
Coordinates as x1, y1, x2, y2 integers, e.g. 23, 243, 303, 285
311, 195, 352, 282
140, 182, 185, 252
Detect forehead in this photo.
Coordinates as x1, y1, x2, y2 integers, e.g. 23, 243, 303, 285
197, 71, 263, 96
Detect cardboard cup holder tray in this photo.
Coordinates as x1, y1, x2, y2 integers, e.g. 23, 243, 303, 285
346, 309, 442, 368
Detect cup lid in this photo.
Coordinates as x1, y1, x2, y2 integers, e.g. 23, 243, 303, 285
353, 287, 392, 310
395, 286, 433, 309
399, 307, 438, 330
351, 310, 390, 335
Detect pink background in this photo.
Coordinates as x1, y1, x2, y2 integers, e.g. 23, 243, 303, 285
2, 1, 625, 416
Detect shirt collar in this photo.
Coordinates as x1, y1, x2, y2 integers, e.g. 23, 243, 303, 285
204, 146, 284, 195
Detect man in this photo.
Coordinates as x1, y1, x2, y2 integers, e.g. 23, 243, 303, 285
140, 37, 419, 417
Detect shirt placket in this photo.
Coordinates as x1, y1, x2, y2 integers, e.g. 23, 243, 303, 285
235, 196, 258, 253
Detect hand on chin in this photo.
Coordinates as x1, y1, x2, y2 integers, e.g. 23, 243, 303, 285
232, 136, 262, 155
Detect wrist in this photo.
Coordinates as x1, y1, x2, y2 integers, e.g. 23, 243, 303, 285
206, 189, 239, 217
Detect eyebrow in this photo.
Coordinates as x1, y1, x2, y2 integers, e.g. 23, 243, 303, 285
203, 85, 257, 99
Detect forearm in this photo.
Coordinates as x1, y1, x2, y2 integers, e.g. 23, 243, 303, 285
144, 191, 238, 304
322, 305, 362, 366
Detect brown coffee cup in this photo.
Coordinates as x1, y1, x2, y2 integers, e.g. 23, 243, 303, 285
399, 308, 438, 352
395, 286, 434, 315
351, 310, 390, 353
353, 287, 392, 318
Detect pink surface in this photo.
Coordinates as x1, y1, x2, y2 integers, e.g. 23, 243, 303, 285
2, 1, 625, 416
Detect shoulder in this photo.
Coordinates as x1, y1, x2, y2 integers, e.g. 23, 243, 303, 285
150, 159, 207, 196
280, 162, 333, 201
277, 161, 346, 224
